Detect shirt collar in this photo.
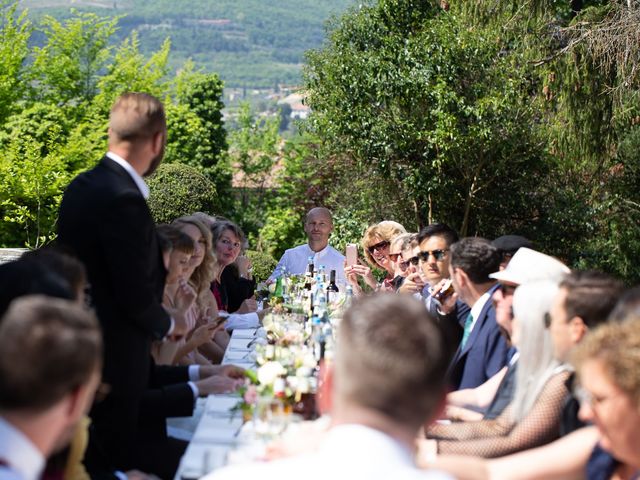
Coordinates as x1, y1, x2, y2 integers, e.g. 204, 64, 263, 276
0, 417, 45, 480
470, 290, 492, 321
106, 151, 150, 199
307, 243, 331, 258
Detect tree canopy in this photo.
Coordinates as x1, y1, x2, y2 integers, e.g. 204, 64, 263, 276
0, 2, 227, 247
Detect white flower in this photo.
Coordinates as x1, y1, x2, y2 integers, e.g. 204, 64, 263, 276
257, 361, 286, 386
302, 352, 317, 369
296, 366, 313, 378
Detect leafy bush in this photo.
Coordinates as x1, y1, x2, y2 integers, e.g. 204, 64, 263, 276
257, 207, 305, 260
246, 249, 278, 284
0, 133, 71, 247
147, 163, 218, 224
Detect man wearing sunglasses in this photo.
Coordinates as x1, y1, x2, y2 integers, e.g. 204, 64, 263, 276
406, 224, 470, 362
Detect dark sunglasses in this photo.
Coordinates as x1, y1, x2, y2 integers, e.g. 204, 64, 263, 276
368, 240, 390, 254
400, 256, 420, 269
417, 249, 449, 262
499, 283, 517, 296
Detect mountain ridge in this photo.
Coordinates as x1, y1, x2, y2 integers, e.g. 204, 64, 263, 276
18, 0, 354, 88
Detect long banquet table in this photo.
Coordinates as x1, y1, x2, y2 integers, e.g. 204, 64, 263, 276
173, 327, 260, 480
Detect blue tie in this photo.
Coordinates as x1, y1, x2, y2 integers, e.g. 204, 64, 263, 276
460, 312, 474, 349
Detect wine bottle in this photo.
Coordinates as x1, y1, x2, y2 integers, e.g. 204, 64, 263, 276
326, 269, 339, 302
304, 256, 314, 290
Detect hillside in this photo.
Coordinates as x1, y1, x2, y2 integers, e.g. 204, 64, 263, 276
18, 0, 354, 88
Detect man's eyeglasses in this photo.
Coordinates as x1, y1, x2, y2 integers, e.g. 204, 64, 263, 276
368, 240, 390, 254
388, 252, 402, 262
417, 249, 449, 262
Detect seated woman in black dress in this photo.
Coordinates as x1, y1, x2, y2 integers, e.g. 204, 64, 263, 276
210, 220, 256, 313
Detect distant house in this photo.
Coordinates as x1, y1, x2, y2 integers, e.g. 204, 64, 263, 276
277, 92, 311, 119
290, 102, 310, 119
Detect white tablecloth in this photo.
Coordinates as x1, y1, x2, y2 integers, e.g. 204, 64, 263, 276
173, 329, 260, 480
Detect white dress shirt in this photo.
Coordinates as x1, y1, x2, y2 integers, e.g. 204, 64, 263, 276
0, 417, 45, 480
105, 151, 150, 199
467, 290, 492, 334
205, 424, 453, 480
268, 243, 346, 285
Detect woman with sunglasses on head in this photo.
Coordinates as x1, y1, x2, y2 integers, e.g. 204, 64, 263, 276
344, 221, 406, 295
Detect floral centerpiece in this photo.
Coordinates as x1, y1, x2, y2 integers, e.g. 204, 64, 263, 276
232, 337, 318, 422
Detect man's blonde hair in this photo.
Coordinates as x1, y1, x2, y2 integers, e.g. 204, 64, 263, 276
109, 92, 166, 142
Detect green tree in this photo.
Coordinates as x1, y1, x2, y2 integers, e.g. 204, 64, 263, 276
93, 32, 170, 115
174, 68, 233, 210
0, 133, 71, 247
0, 1, 31, 124
0, 8, 228, 249
31, 11, 118, 107
175, 70, 227, 163
305, 1, 548, 236
228, 102, 281, 242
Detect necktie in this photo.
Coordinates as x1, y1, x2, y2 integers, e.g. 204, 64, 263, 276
460, 312, 474, 349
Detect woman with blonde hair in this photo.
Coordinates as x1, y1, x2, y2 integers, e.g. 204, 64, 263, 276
422, 280, 572, 457
173, 215, 229, 363
344, 220, 406, 294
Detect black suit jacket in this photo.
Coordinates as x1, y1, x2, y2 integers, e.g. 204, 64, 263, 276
139, 364, 195, 439
58, 156, 171, 396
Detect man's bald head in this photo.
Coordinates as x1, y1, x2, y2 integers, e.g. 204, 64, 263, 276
304, 207, 334, 251
108, 92, 166, 143
306, 207, 333, 224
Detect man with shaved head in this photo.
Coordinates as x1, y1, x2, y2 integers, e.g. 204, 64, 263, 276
269, 207, 346, 284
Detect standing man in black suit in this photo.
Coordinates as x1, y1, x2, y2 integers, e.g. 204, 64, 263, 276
57, 93, 192, 474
